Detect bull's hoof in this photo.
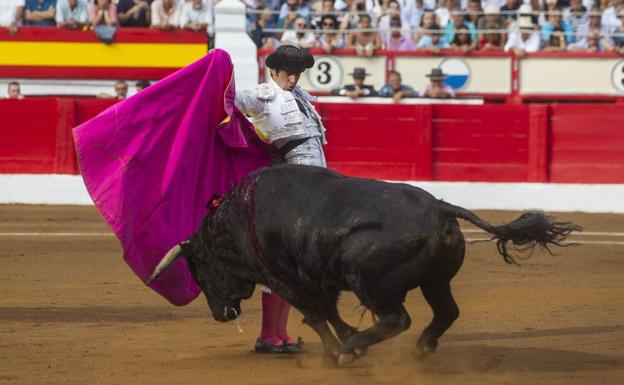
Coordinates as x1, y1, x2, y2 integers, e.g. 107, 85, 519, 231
337, 353, 355, 367
415, 344, 437, 360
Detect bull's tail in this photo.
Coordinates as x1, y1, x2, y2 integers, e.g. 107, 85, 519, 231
440, 202, 582, 264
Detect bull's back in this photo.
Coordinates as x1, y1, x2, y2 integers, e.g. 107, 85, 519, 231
253, 165, 453, 242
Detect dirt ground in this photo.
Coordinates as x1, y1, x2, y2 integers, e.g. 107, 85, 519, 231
1, 205, 623, 385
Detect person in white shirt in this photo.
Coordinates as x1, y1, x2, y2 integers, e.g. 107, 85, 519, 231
0, 0, 24, 34
179, 0, 211, 31
280, 16, 316, 48
151, 0, 181, 29
504, 15, 542, 54
55, 0, 88, 28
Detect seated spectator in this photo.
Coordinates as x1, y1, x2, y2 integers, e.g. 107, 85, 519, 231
466, 0, 482, 26
542, 25, 568, 49
412, 9, 435, 43
568, 28, 613, 50
541, 6, 574, 44
575, 8, 610, 42
500, 0, 521, 24
98, 80, 129, 99
564, 0, 588, 32
433, 0, 450, 27
444, 8, 478, 49
408, 0, 429, 33
478, 4, 505, 42
0, 0, 25, 35
6, 81, 24, 100
89, 0, 117, 26
281, 16, 316, 47
601, 0, 620, 29
24, 0, 56, 26
339, 0, 368, 30
538, 0, 558, 26
136, 80, 151, 92
180, 0, 211, 31
317, 15, 345, 52
249, 4, 279, 48
151, 0, 181, 29
311, 0, 341, 28
379, 70, 416, 103
418, 68, 455, 98
416, 24, 451, 51
278, 0, 308, 29
504, 15, 541, 54
55, 0, 88, 28
347, 14, 381, 56
383, 16, 417, 50
117, 0, 150, 27
332, 67, 378, 98
451, 25, 475, 52
609, 7, 624, 53
378, 0, 410, 42
480, 21, 505, 50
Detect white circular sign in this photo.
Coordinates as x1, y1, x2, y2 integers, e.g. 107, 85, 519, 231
612, 60, 624, 94
438, 58, 471, 91
307, 56, 343, 91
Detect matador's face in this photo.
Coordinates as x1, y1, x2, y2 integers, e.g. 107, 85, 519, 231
271, 69, 301, 92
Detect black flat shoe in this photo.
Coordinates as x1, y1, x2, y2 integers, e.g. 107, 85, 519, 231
254, 339, 289, 354
283, 337, 305, 354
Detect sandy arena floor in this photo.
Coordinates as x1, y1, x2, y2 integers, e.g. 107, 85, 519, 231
1, 205, 623, 385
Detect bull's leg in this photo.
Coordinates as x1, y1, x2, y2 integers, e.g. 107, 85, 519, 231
338, 305, 411, 366
284, 292, 343, 366
301, 314, 343, 367
416, 280, 459, 357
327, 306, 357, 343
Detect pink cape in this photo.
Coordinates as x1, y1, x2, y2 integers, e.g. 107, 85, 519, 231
73, 49, 271, 306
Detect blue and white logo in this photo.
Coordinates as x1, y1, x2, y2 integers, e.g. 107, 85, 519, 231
438, 58, 471, 91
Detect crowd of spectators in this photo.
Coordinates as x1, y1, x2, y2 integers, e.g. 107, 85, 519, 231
1, 0, 622, 53
0, 0, 214, 33
246, 0, 624, 54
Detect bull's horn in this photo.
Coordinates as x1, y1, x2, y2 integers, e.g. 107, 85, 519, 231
146, 244, 183, 285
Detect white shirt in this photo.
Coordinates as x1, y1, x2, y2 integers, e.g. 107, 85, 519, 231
0, 0, 25, 26
179, 1, 211, 28
55, 0, 89, 24
151, 0, 182, 27
504, 28, 541, 52
280, 30, 316, 48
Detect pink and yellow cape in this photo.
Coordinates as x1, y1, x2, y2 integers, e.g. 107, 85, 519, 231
73, 49, 271, 305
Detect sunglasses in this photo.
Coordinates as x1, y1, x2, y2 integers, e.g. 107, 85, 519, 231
322, 22, 335, 26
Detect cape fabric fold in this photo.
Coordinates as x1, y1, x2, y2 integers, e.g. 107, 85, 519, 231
73, 49, 271, 306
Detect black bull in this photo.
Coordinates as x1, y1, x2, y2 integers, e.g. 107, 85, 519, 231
147, 164, 580, 366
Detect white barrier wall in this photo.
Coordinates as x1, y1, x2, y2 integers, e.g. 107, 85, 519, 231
267, 53, 624, 97
3, 174, 624, 213
214, 0, 258, 92
297, 55, 387, 91
521, 57, 624, 95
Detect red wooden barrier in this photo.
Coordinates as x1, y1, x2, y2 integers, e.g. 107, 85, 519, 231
549, 104, 624, 183
322, 103, 432, 180
0, 98, 115, 174
1, 98, 623, 184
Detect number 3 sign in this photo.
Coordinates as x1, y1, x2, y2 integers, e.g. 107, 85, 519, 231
307, 56, 343, 91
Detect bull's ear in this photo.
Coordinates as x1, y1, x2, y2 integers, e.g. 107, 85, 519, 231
146, 244, 183, 285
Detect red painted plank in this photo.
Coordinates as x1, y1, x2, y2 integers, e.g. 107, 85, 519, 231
433, 163, 528, 182
433, 149, 528, 163
0, 66, 179, 80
